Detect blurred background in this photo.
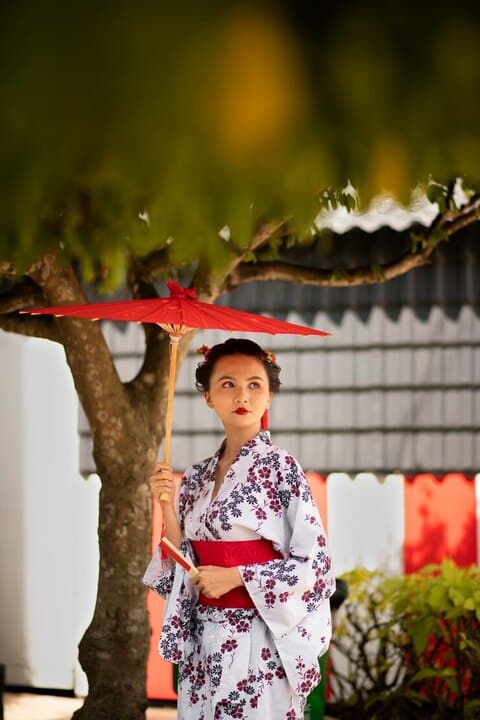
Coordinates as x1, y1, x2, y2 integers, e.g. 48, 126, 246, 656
1, 0, 479, 712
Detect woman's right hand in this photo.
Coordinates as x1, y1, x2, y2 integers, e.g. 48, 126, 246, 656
149, 461, 175, 506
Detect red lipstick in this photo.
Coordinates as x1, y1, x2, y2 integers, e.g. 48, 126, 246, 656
235, 408, 249, 415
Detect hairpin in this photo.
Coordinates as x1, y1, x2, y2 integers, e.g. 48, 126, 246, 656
196, 344, 276, 365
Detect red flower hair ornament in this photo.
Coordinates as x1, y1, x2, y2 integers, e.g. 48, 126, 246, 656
196, 344, 212, 360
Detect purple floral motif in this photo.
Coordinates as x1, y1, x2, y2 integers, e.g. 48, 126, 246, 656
255, 507, 267, 521
242, 568, 255, 583
297, 625, 311, 639
151, 569, 174, 598
264, 591, 276, 607
294, 655, 321, 696
317, 533, 326, 547
159, 588, 197, 663
221, 638, 238, 653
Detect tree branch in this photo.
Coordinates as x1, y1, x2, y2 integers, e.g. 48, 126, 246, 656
226, 198, 480, 290
438, 193, 480, 235
0, 276, 60, 340
25, 254, 131, 466
0, 277, 46, 313
126, 255, 161, 300
0, 260, 16, 277
249, 220, 288, 253
225, 252, 430, 288
125, 256, 201, 440
138, 248, 172, 278
0, 312, 61, 342
129, 324, 198, 446
191, 220, 289, 299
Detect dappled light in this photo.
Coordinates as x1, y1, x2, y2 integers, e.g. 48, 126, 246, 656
404, 473, 477, 572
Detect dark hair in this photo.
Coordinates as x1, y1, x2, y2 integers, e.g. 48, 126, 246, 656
195, 338, 281, 393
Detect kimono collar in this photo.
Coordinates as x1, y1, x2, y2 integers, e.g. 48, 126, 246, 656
216, 430, 272, 460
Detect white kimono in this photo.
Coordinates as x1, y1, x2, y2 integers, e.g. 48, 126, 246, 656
144, 431, 335, 720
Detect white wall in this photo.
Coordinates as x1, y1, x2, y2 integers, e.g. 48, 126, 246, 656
0, 332, 99, 692
326, 472, 405, 576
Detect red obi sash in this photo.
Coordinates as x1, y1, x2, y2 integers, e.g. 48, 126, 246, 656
191, 539, 282, 609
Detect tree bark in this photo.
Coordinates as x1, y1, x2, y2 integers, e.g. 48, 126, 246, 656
73, 415, 157, 720
10, 253, 170, 720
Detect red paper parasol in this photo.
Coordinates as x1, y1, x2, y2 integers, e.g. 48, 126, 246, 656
21, 279, 329, 469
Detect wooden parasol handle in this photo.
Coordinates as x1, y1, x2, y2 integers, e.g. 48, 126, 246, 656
160, 336, 179, 502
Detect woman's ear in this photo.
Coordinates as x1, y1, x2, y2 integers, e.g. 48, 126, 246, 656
205, 391, 213, 408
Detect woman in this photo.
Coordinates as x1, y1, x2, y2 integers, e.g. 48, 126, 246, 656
144, 338, 334, 719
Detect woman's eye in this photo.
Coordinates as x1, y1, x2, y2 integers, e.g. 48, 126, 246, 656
222, 381, 234, 388
249, 382, 260, 389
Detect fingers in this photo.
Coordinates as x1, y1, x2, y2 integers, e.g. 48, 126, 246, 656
151, 461, 173, 478
150, 480, 174, 503
190, 569, 207, 593
191, 566, 224, 599
149, 462, 174, 503
192, 576, 219, 599
193, 566, 241, 598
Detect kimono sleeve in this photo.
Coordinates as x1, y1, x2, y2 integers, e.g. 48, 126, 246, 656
143, 543, 175, 598
239, 451, 335, 639
143, 466, 193, 598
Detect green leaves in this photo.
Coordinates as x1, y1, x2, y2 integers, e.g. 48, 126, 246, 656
427, 582, 448, 610
411, 618, 432, 655
317, 186, 359, 214
426, 182, 451, 212
412, 667, 456, 683
2, 2, 480, 282
331, 561, 480, 718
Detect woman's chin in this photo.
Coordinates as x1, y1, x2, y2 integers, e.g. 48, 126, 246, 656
224, 415, 260, 431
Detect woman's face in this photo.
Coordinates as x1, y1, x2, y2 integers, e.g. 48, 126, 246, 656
204, 354, 272, 431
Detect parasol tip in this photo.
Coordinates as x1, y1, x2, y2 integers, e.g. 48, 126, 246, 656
166, 279, 197, 300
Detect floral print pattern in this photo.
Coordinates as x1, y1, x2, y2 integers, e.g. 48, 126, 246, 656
144, 431, 334, 719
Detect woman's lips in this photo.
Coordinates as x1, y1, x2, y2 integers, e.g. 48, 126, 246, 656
235, 408, 249, 415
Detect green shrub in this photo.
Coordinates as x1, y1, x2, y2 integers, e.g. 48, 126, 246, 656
328, 561, 480, 720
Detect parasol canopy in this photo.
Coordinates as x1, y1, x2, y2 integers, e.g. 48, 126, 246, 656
23, 279, 330, 337
21, 279, 330, 474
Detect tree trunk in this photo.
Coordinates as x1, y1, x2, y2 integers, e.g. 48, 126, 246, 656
72, 429, 156, 720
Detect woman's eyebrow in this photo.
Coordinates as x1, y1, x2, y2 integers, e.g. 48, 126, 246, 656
215, 375, 265, 382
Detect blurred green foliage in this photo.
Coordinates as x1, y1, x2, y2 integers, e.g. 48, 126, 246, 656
330, 561, 480, 719
1, 0, 479, 283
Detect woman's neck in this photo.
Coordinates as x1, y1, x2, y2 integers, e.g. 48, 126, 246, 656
221, 425, 261, 464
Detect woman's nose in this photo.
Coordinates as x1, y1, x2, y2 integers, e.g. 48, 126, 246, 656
235, 389, 248, 403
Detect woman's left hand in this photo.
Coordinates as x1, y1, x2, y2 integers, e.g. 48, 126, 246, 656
192, 565, 244, 599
